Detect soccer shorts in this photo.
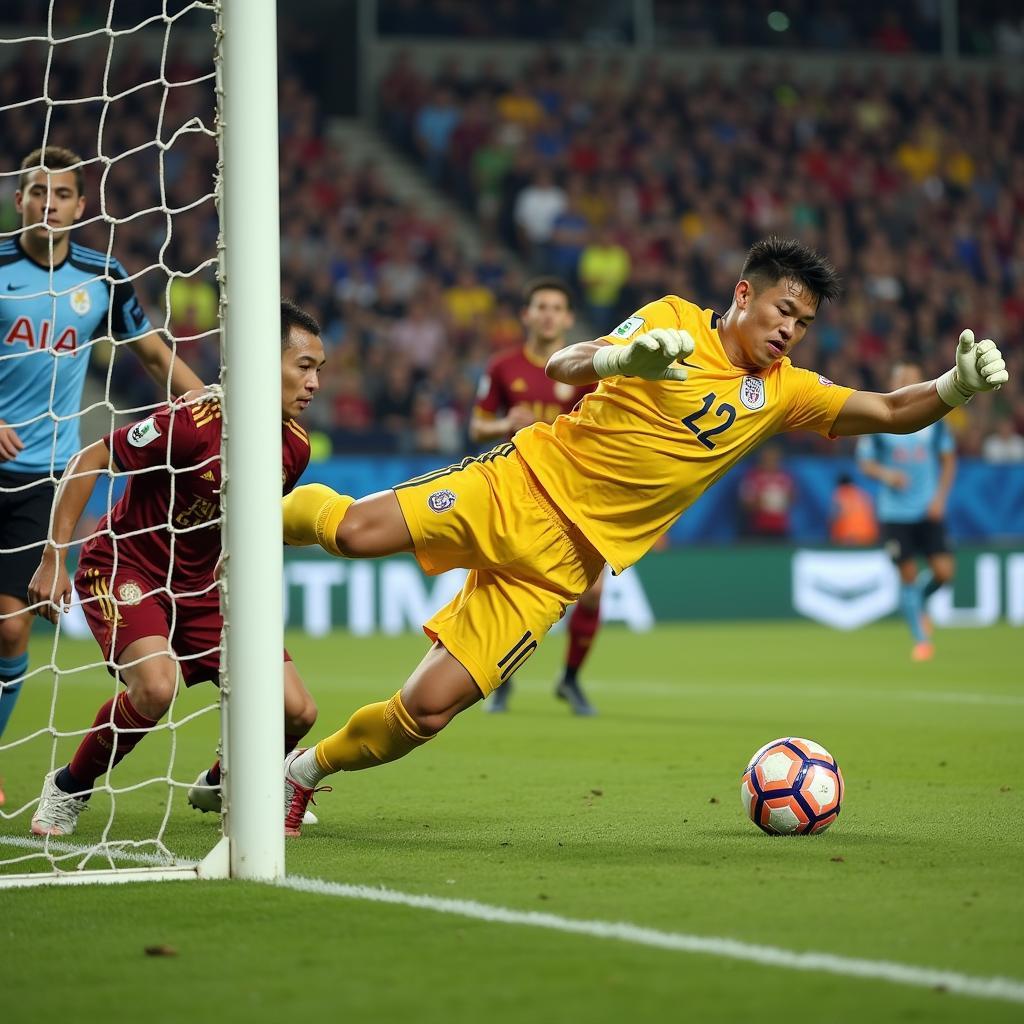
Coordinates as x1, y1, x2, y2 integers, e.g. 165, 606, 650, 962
393, 444, 604, 696
881, 519, 951, 564
0, 469, 56, 602
75, 560, 293, 686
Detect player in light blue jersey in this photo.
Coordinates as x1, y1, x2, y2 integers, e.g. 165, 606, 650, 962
857, 362, 957, 661
0, 147, 203, 796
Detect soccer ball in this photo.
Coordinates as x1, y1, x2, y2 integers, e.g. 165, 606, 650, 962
740, 737, 844, 836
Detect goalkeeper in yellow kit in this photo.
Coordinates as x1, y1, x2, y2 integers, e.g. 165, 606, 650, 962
279, 237, 1009, 833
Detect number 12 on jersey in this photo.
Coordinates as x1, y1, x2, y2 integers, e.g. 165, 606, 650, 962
682, 392, 736, 449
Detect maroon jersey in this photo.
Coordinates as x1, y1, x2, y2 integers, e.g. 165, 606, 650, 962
475, 345, 592, 428
79, 394, 310, 593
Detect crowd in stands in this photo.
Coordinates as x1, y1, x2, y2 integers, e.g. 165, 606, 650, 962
377, 0, 1024, 58
379, 49, 1024, 457
2, 13, 1022, 465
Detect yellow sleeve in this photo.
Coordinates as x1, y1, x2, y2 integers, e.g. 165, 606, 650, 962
598, 296, 688, 346
780, 365, 856, 437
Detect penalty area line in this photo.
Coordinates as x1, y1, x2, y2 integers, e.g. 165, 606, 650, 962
281, 874, 1024, 1006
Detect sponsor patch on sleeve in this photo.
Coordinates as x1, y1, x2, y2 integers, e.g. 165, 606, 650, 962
817, 374, 834, 387
476, 374, 491, 400
127, 417, 161, 448
611, 316, 645, 340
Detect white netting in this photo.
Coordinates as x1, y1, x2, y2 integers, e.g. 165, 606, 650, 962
0, 1, 224, 882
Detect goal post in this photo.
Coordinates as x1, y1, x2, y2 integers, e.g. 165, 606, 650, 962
218, 0, 285, 882
0, 0, 284, 887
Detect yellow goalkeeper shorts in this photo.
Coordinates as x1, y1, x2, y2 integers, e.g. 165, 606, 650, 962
393, 445, 604, 695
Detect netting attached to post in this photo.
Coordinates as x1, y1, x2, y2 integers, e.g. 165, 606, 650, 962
0, 1, 228, 885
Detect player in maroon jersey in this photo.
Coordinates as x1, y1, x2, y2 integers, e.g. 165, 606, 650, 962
26, 301, 326, 837
470, 277, 603, 715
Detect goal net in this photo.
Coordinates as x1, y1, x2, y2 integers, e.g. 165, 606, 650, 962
0, 0, 284, 886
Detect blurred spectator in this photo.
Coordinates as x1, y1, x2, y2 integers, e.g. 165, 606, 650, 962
830, 473, 880, 546
739, 447, 796, 541
514, 167, 567, 259
579, 223, 632, 327
982, 420, 1024, 463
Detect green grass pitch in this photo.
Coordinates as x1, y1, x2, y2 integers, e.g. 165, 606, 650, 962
2, 621, 1022, 1023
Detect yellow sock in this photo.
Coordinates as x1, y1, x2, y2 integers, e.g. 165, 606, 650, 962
314, 691, 432, 773
282, 484, 353, 556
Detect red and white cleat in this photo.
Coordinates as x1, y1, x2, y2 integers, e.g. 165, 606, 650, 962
284, 749, 329, 837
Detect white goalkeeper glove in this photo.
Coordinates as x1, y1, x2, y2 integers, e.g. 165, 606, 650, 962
592, 328, 694, 382
936, 329, 1009, 407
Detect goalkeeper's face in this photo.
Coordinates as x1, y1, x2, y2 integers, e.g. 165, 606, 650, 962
281, 327, 326, 420
16, 169, 85, 241
733, 277, 817, 369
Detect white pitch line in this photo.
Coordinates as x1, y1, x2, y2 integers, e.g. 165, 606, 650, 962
580, 679, 1024, 707
280, 874, 1024, 1006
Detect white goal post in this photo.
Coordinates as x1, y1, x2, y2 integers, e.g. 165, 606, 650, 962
0, 0, 283, 887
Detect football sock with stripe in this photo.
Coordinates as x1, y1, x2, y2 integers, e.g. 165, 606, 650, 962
565, 599, 601, 678
281, 484, 353, 556
58, 692, 161, 795
0, 653, 28, 740
899, 582, 927, 644
290, 691, 432, 785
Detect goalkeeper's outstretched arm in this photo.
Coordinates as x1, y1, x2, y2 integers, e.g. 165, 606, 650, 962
548, 328, 694, 386
27, 440, 112, 624
832, 330, 1008, 437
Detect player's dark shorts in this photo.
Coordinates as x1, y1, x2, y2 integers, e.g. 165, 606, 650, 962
881, 519, 951, 564
75, 559, 292, 687
0, 469, 56, 602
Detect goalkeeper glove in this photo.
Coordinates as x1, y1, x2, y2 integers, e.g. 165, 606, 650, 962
936, 329, 1009, 407
592, 328, 694, 382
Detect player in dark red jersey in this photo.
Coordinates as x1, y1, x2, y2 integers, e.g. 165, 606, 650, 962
470, 277, 603, 715
26, 301, 326, 837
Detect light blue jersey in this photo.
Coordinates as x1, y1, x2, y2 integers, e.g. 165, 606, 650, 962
0, 238, 151, 474
856, 422, 954, 523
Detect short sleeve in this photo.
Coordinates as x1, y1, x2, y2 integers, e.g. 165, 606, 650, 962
598, 296, 684, 346
780, 366, 856, 437
108, 260, 153, 341
109, 403, 200, 473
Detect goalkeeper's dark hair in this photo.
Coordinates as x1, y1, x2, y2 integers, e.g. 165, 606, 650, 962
281, 300, 321, 349
19, 146, 85, 195
741, 237, 842, 307
522, 275, 574, 309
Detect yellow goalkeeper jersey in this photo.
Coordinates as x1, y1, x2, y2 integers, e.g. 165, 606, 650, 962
513, 295, 854, 574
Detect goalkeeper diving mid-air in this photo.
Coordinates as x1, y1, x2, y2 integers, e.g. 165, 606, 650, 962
278, 236, 1007, 833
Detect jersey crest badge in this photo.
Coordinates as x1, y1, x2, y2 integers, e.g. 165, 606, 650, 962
127, 417, 161, 448
428, 489, 457, 514
511, 378, 528, 392
611, 315, 644, 339
71, 288, 91, 315
117, 581, 143, 606
739, 376, 766, 411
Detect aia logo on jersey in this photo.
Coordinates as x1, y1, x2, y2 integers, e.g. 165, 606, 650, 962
739, 376, 766, 411
3, 316, 78, 354
428, 488, 457, 513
